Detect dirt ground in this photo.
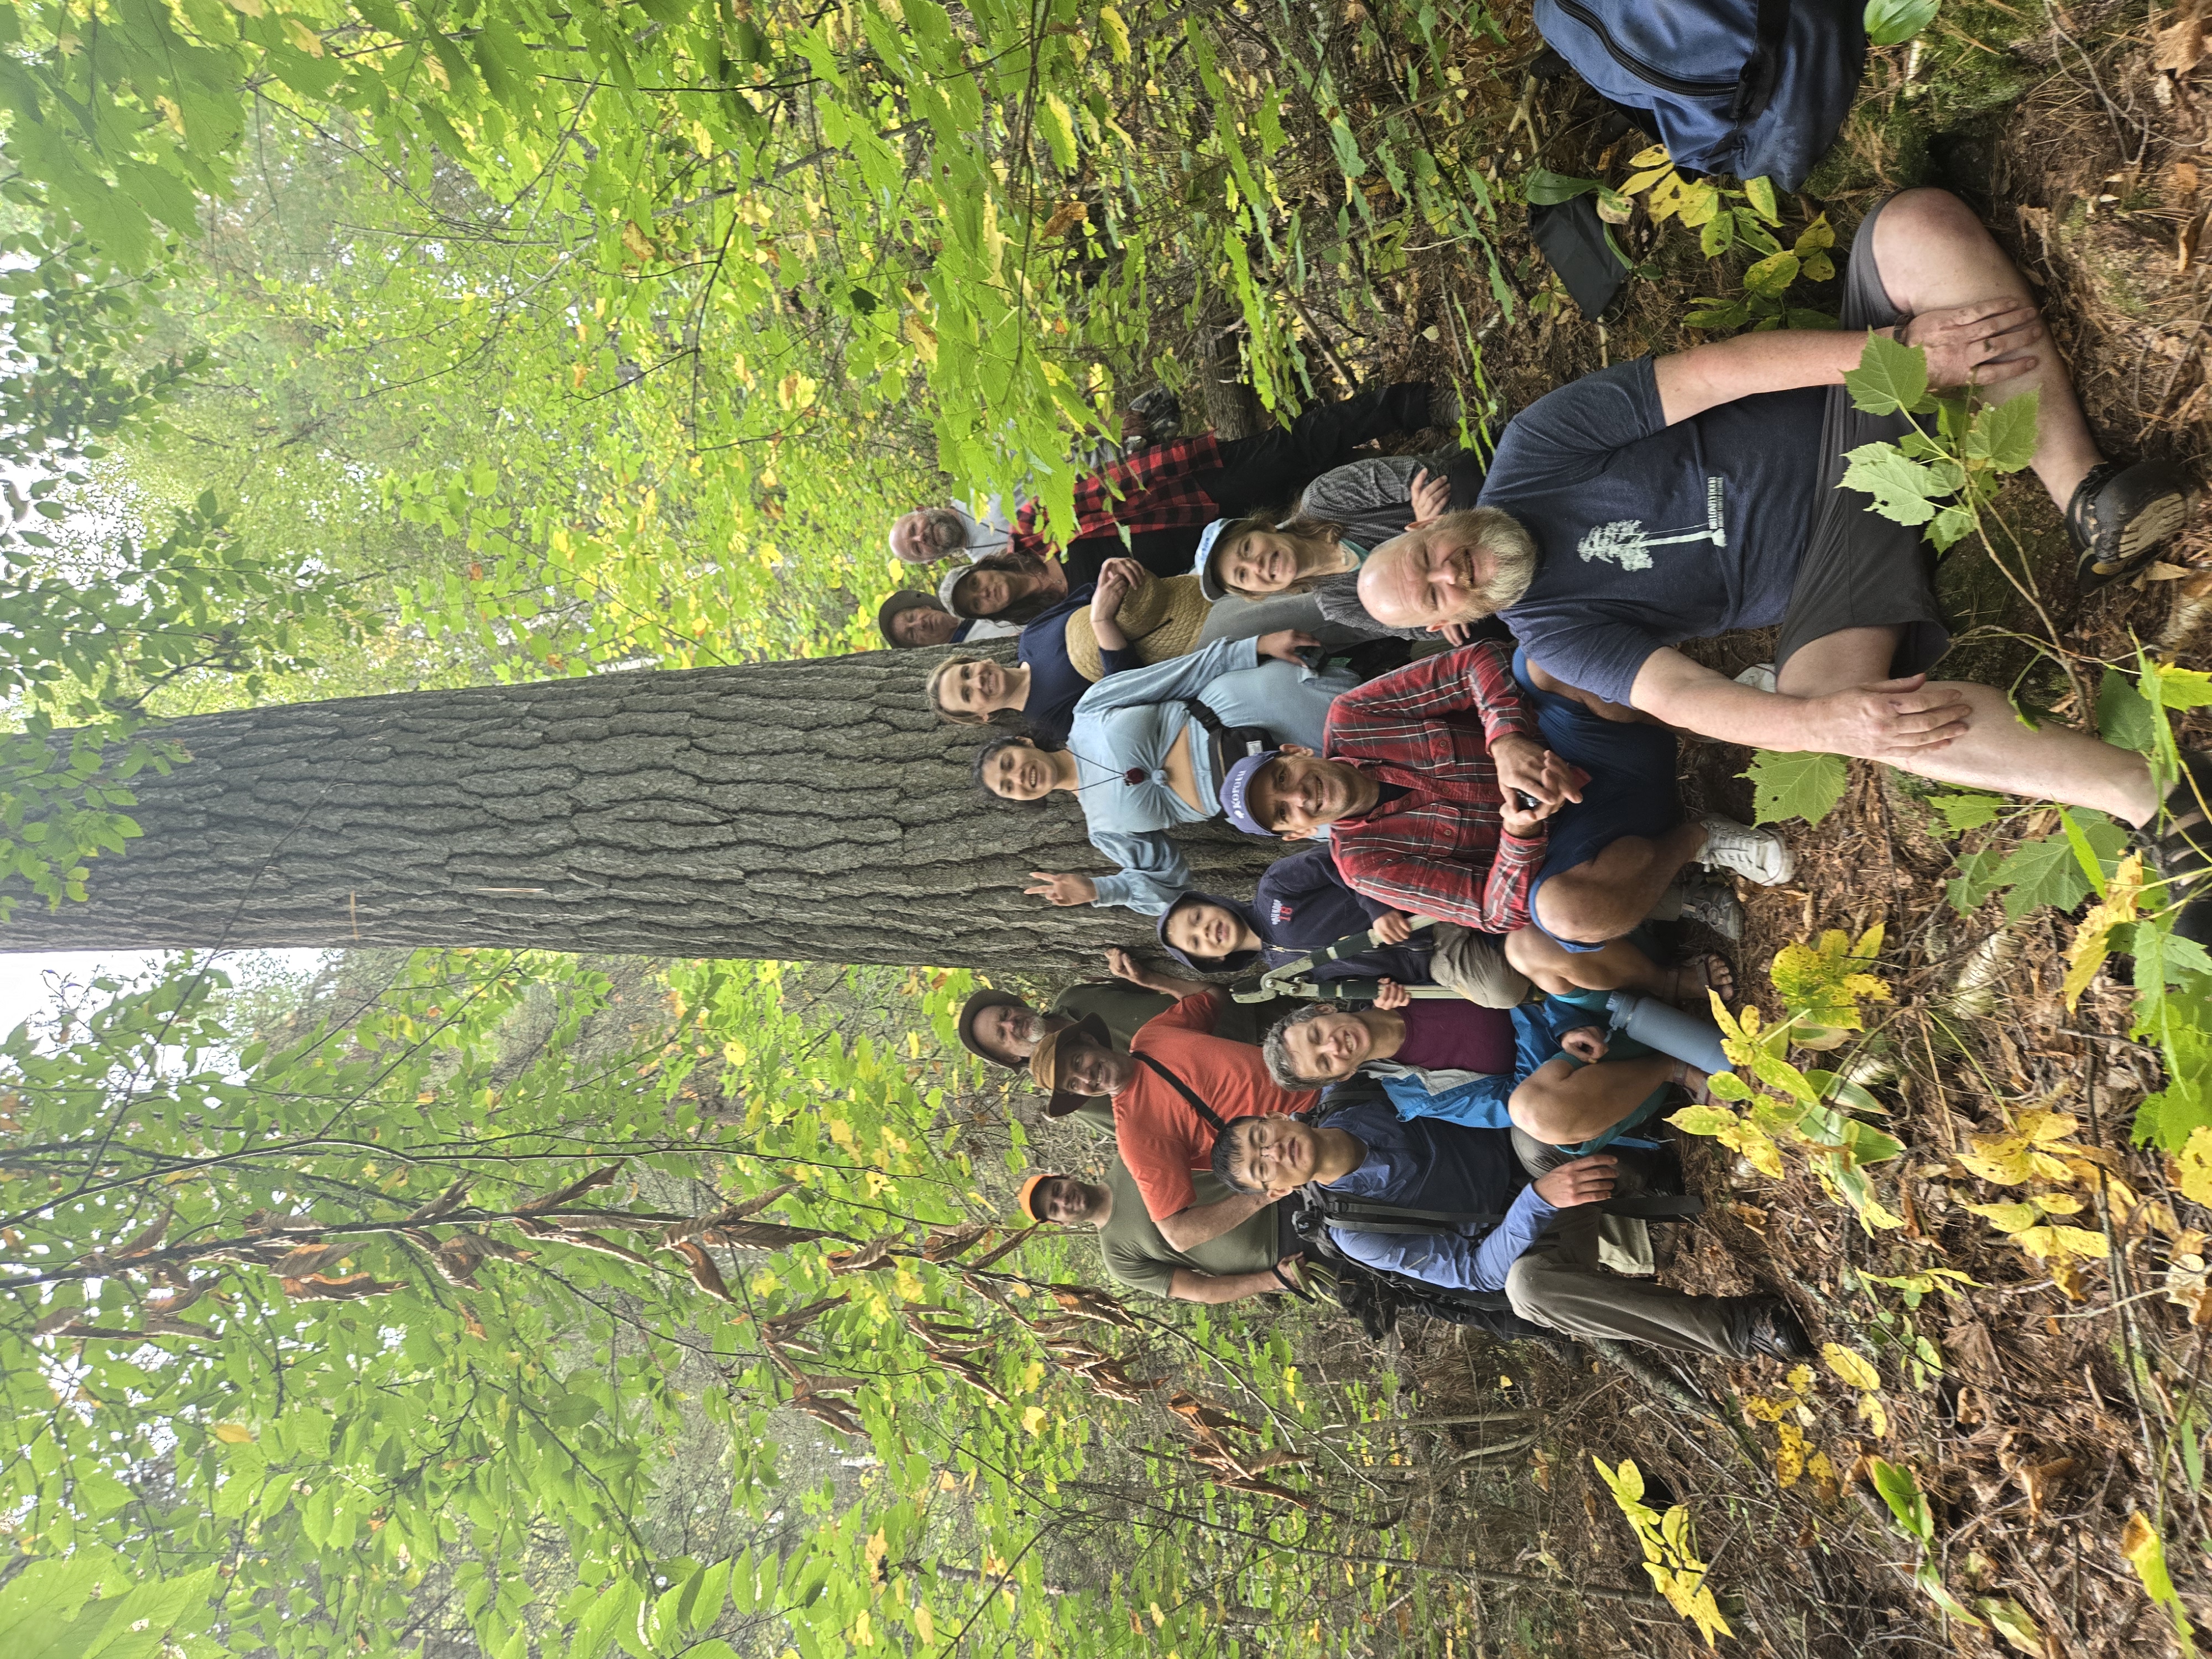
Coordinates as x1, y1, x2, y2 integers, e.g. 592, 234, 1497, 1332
1192, 8, 2212, 1656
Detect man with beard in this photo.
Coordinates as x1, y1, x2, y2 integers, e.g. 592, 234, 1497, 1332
888, 500, 1012, 566
955, 979, 1261, 1135
1013, 1168, 1305, 1303
1354, 188, 2208, 942
1221, 640, 1790, 951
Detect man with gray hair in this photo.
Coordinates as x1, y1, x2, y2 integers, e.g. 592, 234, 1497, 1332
1356, 187, 2208, 941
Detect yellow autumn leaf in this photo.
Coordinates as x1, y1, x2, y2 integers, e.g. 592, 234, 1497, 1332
1773, 1420, 1805, 1488
2032, 1190, 2088, 1215
1628, 142, 1672, 168
620, 220, 656, 262
2177, 1125, 2212, 1206
892, 1263, 926, 1301
1977, 1596, 2045, 1657
1821, 1343, 1880, 1391
1020, 1405, 1047, 1434
1858, 1392, 1890, 1437
2013, 1224, 2109, 1261
2017, 1108, 2083, 1144
282, 17, 324, 55
154, 95, 186, 134
913, 1604, 934, 1643
864, 1527, 888, 1573
853, 1608, 873, 1647
1965, 1199, 2042, 1234
225, 0, 265, 15
1958, 1133, 2037, 1185
1097, 4, 1131, 61
212, 1423, 255, 1444
2064, 853, 2142, 1010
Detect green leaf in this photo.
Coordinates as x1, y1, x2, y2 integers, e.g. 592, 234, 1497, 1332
1997, 834, 2100, 921
1869, 1457, 1933, 1543
1699, 211, 1735, 256
1741, 176, 1780, 225
1928, 792, 2004, 833
1947, 846, 2011, 915
1865, 0, 1942, 47
1743, 749, 1850, 826
1741, 249, 1800, 298
1525, 170, 1603, 205
1844, 332, 1932, 416
1963, 390, 2039, 472
1839, 441, 1949, 525
2099, 667, 2160, 753
2148, 661, 2212, 711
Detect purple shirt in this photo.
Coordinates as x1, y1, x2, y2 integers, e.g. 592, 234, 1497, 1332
1391, 1000, 1515, 1077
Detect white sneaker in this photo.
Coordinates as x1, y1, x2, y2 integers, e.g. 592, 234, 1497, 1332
1734, 662, 1778, 693
1698, 813, 1795, 886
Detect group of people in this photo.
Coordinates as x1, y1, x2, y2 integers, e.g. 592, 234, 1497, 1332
899, 187, 2204, 1365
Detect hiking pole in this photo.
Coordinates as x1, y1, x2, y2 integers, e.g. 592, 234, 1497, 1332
1228, 915, 1468, 1003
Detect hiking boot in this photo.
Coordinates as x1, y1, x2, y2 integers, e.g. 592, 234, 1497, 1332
1698, 814, 1796, 887
1733, 661, 1778, 693
1662, 873, 1745, 943
1723, 1295, 1814, 1361
2068, 458, 2192, 592
1427, 384, 1463, 428
2138, 748, 2212, 948
1129, 385, 1182, 443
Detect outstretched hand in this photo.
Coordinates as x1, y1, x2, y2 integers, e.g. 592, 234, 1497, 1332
1894, 299, 2045, 388
1811, 674, 1973, 758
1026, 872, 1097, 906
1532, 1152, 1619, 1209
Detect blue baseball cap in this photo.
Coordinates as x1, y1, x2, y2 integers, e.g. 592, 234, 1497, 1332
1219, 748, 1284, 837
1192, 518, 1236, 602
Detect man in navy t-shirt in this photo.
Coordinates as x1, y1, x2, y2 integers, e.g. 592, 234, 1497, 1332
1355, 187, 2209, 943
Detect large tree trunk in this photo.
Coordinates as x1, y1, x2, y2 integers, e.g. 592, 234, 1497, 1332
0, 648, 1282, 968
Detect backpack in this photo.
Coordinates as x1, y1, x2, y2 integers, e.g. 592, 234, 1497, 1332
1532, 0, 1866, 190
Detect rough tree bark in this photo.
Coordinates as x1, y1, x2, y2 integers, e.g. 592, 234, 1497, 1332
0, 646, 1286, 968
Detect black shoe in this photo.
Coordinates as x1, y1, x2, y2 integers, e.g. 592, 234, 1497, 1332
2140, 748, 2212, 948
1723, 1295, 1813, 1361
2068, 459, 2192, 591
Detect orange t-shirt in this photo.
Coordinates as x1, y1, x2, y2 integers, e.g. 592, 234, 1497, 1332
1112, 993, 1319, 1220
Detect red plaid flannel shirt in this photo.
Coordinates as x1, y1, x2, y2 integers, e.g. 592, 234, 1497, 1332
1320, 642, 1550, 934
1009, 432, 1224, 560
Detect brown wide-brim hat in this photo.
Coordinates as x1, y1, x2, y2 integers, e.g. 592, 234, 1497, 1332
1029, 1013, 1112, 1118
957, 987, 1031, 1069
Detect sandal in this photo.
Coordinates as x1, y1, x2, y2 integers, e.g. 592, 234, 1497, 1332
1669, 951, 1736, 1013
2068, 459, 2192, 592
2140, 747, 2212, 947
1669, 1058, 1718, 1105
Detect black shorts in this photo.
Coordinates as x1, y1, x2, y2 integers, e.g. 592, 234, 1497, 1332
1773, 194, 1952, 679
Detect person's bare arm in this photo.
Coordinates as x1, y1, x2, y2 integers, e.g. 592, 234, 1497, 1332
1651, 300, 2043, 426
1157, 1190, 1273, 1250
1104, 946, 1212, 1000
1169, 1256, 1302, 1305
1629, 647, 1973, 759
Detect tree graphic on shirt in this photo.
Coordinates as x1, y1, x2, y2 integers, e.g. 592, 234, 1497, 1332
1578, 479, 1730, 572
